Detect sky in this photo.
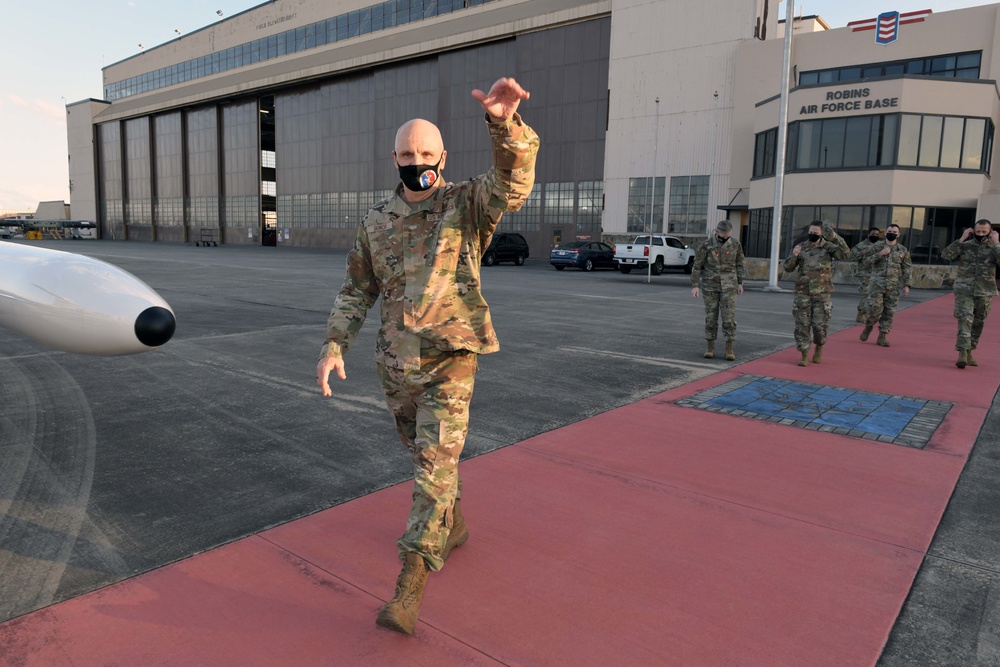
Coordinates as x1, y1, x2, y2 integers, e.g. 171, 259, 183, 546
0, 0, 996, 213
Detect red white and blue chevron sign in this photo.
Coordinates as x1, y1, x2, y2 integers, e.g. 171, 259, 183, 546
848, 9, 932, 44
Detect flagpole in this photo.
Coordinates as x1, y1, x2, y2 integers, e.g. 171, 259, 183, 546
766, 0, 795, 291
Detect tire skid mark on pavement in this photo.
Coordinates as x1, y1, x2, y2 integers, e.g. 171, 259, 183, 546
0, 354, 121, 621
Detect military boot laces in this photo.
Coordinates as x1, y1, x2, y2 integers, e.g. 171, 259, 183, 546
376, 553, 429, 635
442, 501, 469, 562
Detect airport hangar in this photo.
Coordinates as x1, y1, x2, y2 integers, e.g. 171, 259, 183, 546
65, 0, 1000, 276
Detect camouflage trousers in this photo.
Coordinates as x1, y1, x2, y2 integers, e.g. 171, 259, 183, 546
863, 286, 901, 333
953, 294, 994, 351
856, 275, 871, 317
376, 344, 477, 572
703, 289, 737, 341
793, 294, 832, 351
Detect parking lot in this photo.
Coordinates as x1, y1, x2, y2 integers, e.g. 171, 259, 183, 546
0, 239, 940, 624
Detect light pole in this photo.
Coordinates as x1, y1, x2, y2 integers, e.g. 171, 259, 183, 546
648, 96, 660, 284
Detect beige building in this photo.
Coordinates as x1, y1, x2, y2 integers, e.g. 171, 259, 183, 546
731, 5, 1000, 272
65, 0, 1000, 273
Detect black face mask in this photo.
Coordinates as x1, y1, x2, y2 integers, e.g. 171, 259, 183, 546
868, 235, 880, 243
716, 236, 728, 244
885, 233, 898, 242
808, 233, 822, 243
397, 158, 442, 191
975, 234, 990, 243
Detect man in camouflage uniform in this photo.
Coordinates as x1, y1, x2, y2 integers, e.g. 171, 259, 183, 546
316, 77, 539, 635
940, 219, 1000, 368
849, 226, 881, 322
859, 223, 911, 347
691, 220, 745, 360
783, 221, 850, 366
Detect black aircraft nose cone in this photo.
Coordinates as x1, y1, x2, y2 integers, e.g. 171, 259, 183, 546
135, 306, 176, 347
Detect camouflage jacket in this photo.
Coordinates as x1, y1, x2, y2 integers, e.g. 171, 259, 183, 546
941, 238, 1000, 297
690, 236, 745, 292
862, 241, 912, 290
783, 230, 849, 296
320, 113, 539, 370
848, 238, 877, 275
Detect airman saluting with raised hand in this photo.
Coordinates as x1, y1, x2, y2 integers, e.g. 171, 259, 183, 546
859, 223, 911, 347
940, 219, 1000, 368
783, 221, 849, 366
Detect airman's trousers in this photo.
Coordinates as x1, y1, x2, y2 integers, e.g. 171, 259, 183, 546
793, 294, 832, 351
377, 344, 477, 572
864, 285, 902, 333
954, 294, 993, 351
703, 289, 737, 341
856, 275, 871, 316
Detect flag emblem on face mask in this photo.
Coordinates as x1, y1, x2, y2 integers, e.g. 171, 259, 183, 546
419, 169, 437, 189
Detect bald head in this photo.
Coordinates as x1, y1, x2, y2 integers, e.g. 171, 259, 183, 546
393, 119, 445, 165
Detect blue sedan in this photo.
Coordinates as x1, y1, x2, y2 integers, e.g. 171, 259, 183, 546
550, 241, 617, 271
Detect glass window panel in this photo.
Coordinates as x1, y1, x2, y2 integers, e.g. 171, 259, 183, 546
838, 206, 864, 246
931, 56, 956, 72
885, 64, 904, 76
800, 72, 819, 85
840, 67, 862, 81
821, 117, 846, 168
844, 116, 872, 167
907, 60, 925, 74
919, 116, 943, 167
956, 52, 980, 68
862, 67, 881, 79
879, 114, 898, 166
962, 118, 985, 170
797, 120, 821, 169
898, 114, 921, 166
818, 70, 838, 83
940, 117, 964, 169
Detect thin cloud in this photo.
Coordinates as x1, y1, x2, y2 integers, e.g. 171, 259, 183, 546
7, 94, 29, 108
35, 100, 66, 125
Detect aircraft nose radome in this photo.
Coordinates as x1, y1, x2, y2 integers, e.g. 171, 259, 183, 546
134, 306, 176, 347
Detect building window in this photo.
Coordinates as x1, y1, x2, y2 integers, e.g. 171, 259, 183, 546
745, 204, 972, 263
799, 51, 981, 85
105, 0, 502, 101
779, 113, 991, 174
576, 180, 604, 238
627, 177, 665, 234
896, 114, 992, 172
753, 128, 777, 178
667, 175, 709, 235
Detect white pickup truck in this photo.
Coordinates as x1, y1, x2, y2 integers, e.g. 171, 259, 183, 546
614, 235, 695, 275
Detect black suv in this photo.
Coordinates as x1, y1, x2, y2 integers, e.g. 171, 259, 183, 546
483, 232, 530, 266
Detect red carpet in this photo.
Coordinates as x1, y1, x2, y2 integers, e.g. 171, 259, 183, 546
1, 293, 995, 666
